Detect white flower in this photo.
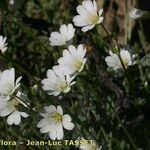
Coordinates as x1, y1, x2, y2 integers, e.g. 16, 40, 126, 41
0, 91, 28, 125
58, 44, 87, 75
41, 65, 76, 96
0, 35, 8, 53
105, 48, 136, 70
79, 138, 101, 150
9, 0, 14, 5
129, 8, 142, 19
0, 68, 22, 99
37, 105, 74, 140
73, 0, 104, 32
49, 24, 75, 46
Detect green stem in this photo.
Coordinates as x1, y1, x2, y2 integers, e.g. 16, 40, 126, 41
116, 115, 137, 150
94, 94, 137, 150
100, 24, 116, 50
98, 24, 135, 95
118, 52, 135, 96
92, 29, 112, 50
101, 127, 112, 150
137, 54, 144, 84
107, 100, 137, 150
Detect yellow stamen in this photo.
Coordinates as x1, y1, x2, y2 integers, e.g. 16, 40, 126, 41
52, 112, 62, 123
122, 58, 129, 68
89, 13, 99, 24
59, 83, 68, 91
74, 60, 83, 71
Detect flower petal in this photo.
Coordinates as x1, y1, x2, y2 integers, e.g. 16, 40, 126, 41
7, 110, 21, 125
81, 24, 95, 32
62, 114, 74, 130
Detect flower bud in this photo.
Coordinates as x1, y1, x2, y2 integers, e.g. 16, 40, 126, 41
31, 84, 39, 95
129, 8, 142, 19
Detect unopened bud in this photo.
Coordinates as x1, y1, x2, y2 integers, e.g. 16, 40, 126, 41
144, 81, 148, 89
31, 84, 39, 95
129, 8, 142, 19
9, 0, 14, 5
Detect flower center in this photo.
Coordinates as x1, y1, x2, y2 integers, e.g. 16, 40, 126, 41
52, 112, 62, 123
10, 98, 22, 109
11, 99, 19, 106
122, 58, 129, 69
59, 82, 68, 91
74, 60, 83, 72
89, 13, 99, 24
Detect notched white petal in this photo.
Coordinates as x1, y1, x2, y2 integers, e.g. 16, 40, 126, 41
49, 24, 75, 46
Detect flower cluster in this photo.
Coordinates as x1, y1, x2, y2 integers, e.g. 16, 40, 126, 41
0, 0, 140, 145
40, 0, 137, 140
41, 44, 87, 96
0, 68, 28, 125
40, 0, 103, 139
41, 65, 76, 96
43, 0, 104, 96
